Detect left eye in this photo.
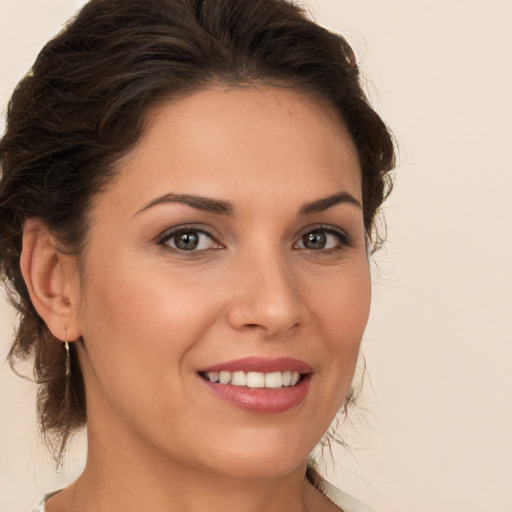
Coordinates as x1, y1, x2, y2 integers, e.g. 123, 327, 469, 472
162, 229, 218, 251
296, 229, 347, 251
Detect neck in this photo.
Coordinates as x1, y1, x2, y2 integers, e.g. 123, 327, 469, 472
48, 425, 316, 512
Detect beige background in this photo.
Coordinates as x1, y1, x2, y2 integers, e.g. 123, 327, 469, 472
1, 1, 511, 511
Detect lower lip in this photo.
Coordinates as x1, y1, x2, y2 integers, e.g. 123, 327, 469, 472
199, 375, 311, 414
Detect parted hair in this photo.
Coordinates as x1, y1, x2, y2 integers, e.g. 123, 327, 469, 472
0, 0, 395, 462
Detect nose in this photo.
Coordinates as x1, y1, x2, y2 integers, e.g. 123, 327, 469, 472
227, 250, 304, 338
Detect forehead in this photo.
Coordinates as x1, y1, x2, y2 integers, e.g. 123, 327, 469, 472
101, 85, 362, 216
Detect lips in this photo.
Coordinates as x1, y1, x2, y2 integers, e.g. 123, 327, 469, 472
197, 357, 312, 413
198, 356, 312, 374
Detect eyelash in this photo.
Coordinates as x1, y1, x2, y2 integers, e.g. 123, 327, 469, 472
156, 224, 352, 254
157, 224, 221, 253
294, 225, 352, 254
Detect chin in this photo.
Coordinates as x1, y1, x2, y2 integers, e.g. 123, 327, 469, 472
197, 433, 314, 481
217, 456, 307, 481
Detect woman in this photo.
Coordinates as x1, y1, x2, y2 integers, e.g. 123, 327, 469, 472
0, 0, 395, 511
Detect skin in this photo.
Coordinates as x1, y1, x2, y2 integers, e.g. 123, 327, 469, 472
23, 86, 370, 512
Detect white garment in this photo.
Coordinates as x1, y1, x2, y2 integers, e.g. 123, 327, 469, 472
33, 470, 378, 512
32, 489, 60, 512
307, 467, 378, 512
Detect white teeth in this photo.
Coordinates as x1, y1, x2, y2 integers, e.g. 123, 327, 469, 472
204, 370, 303, 388
246, 371, 265, 388
207, 371, 219, 383
219, 371, 231, 384
265, 372, 283, 388
231, 371, 247, 386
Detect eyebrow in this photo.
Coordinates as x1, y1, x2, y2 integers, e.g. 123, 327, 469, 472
298, 191, 362, 215
135, 190, 361, 217
135, 193, 235, 216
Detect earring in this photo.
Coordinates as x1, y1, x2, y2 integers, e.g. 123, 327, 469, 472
64, 340, 71, 377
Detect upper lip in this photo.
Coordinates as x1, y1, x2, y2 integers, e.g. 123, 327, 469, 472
198, 356, 312, 374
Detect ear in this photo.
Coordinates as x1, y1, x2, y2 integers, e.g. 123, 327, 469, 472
20, 218, 82, 342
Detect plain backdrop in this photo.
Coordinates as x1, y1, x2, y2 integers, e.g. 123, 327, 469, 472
1, 1, 511, 511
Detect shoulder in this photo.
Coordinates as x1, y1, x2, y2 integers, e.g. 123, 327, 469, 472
306, 466, 379, 512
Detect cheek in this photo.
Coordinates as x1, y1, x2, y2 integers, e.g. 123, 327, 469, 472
81, 249, 214, 336
76, 253, 228, 398
316, 260, 371, 336
311, 261, 371, 378
75, 268, 206, 437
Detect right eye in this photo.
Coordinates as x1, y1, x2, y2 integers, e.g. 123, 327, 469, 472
160, 228, 221, 252
294, 226, 350, 253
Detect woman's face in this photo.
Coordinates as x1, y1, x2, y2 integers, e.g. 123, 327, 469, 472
72, 86, 371, 479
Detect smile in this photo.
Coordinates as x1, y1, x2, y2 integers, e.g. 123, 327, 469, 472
200, 370, 302, 388
197, 357, 312, 413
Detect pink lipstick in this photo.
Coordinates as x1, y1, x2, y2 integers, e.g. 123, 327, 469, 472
197, 357, 312, 414
198, 356, 312, 374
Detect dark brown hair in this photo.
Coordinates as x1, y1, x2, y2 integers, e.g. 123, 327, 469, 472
0, 0, 395, 461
